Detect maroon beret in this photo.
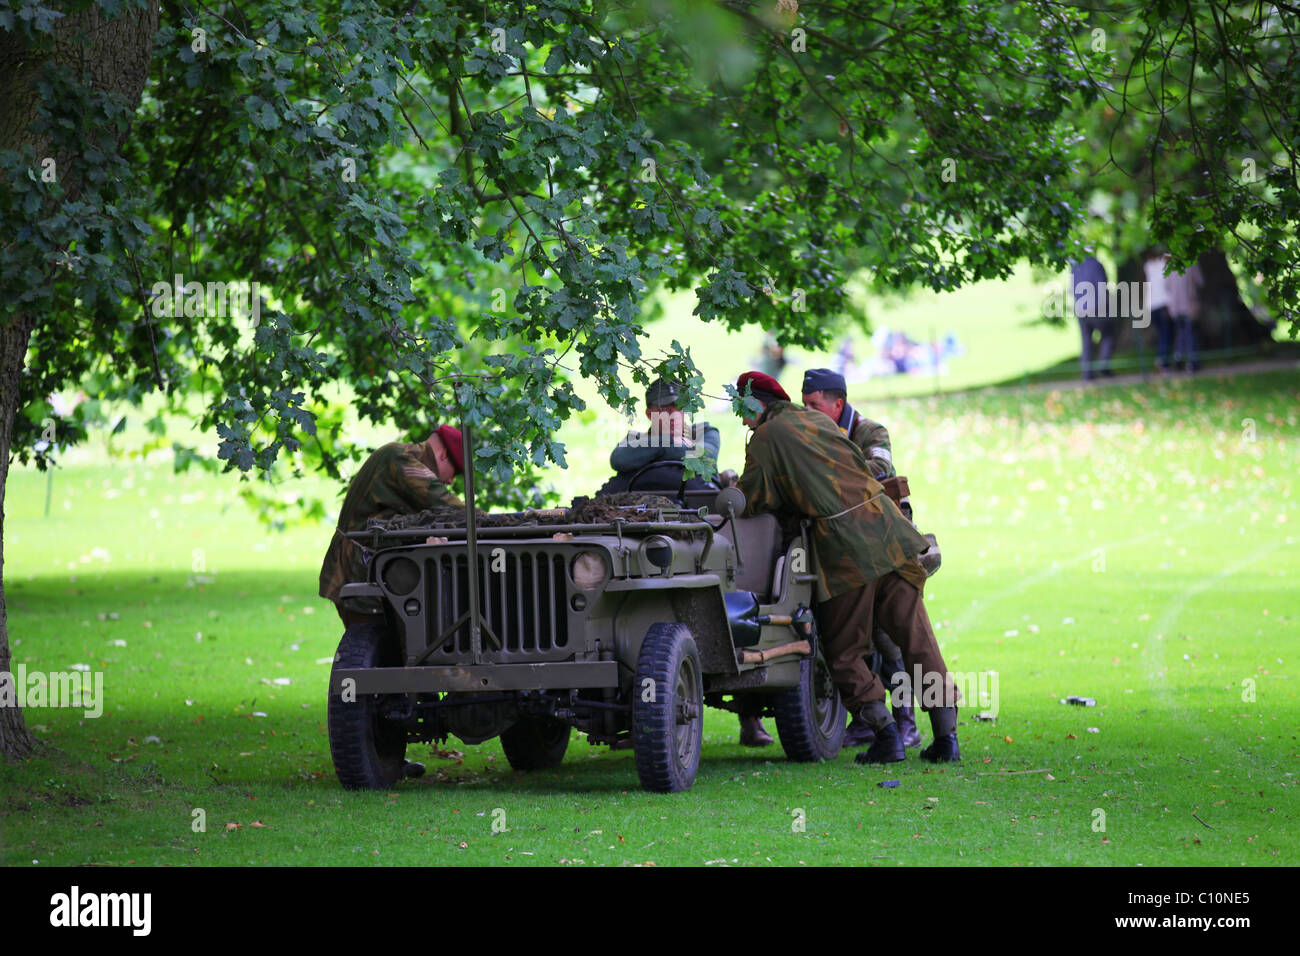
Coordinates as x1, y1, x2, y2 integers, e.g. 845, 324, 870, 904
735, 370, 790, 402
434, 425, 465, 475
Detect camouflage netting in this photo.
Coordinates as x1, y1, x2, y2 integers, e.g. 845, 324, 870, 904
365, 493, 685, 534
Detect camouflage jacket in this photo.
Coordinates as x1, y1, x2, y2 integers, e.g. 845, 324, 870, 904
319, 442, 463, 607
738, 401, 928, 603
846, 411, 895, 480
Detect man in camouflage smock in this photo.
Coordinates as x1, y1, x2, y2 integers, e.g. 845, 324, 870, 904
733, 371, 959, 764
320, 426, 465, 627
803, 367, 922, 748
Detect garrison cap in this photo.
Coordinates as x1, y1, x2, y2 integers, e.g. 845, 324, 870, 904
645, 379, 681, 407
735, 370, 790, 402
434, 425, 465, 475
802, 367, 846, 395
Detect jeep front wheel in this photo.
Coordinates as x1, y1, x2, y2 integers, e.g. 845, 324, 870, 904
327, 622, 408, 790
500, 716, 570, 771
633, 623, 704, 793
773, 650, 846, 762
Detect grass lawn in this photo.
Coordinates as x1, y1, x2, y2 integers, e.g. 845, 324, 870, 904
3, 362, 1296, 867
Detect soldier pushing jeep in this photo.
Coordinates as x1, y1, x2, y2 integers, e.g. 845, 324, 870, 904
733, 371, 960, 764
802, 368, 922, 750
802, 368, 897, 484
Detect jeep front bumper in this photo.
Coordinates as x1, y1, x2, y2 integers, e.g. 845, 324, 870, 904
330, 661, 620, 694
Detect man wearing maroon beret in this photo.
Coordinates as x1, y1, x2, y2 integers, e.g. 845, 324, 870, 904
733, 370, 960, 763
802, 366, 921, 750
319, 426, 465, 629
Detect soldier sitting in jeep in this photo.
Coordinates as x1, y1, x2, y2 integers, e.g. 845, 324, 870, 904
596, 379, 722, 499
595, 379, 773, 747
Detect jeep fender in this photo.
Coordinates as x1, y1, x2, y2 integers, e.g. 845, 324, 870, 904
612, 582, 739, 678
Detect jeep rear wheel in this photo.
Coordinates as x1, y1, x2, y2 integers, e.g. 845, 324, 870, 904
773, 650, 846, 762
500, 716, 570, 771
633, 623, 704, 793
327, 622, 408, 790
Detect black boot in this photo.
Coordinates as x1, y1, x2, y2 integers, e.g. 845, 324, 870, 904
884, 658, 921, 748
739, 714, 774, 747
920, 734, 960, 762
894, 704, 922, 748
843, 713, 876, 747
920, 706, 960, 762
855, 721, 906, 764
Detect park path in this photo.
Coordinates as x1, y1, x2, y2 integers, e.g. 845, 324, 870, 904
1038, 357, 1300, 392
865, 356, 1297, 404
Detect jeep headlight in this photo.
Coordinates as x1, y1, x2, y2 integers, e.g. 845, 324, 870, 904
571, 550, 610, 590
382, 556, 420, 596
641, 535, 674, 572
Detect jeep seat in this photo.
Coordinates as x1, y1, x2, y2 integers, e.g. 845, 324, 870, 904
715, 514, 783, 600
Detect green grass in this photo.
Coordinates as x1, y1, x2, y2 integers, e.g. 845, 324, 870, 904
3, 367, 1296, 866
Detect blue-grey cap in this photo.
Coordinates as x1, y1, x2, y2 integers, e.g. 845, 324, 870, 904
802, 367, 846, 394
645, 379, 680, 407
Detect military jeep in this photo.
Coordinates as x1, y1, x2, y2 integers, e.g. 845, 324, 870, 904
326, 487, 845, 793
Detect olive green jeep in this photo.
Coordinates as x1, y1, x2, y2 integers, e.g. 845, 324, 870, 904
326, 487, 845, 793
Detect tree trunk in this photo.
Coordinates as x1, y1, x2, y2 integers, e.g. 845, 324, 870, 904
0, 315, 39, 759
0, 4, 158, 761
1196, 250, 1272, 351
1112, 249, 1271, 356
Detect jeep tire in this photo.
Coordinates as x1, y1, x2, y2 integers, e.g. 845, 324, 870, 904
633, 623, 704, 793
500, 716, 570, 771
773, 650, 846, 762
327, 622, 408, 790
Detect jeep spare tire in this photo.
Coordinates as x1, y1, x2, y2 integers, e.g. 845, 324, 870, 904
501, 716, 570, 771
633, 623, 704, 793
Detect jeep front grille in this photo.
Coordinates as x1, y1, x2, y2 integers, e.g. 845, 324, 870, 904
424, 549, 571, 660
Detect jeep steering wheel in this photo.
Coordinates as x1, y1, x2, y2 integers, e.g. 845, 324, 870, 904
626, 459, 687, 492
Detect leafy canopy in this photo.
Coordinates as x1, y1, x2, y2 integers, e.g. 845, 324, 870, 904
4, 0, 1117, 504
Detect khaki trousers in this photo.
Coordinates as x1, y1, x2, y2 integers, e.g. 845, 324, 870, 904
814, 572, 952, 712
